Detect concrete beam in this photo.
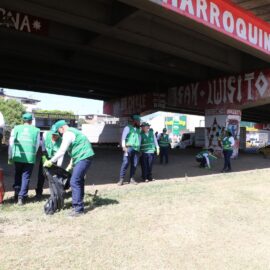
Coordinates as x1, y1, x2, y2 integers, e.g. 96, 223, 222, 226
1, 0, 243, 72
118, 0, 270, 62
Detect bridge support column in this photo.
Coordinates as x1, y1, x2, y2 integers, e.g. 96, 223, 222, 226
205, 109, 242, 158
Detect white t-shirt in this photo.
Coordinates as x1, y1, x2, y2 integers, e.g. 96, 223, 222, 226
50, 131, 75, 163
0, 112, 5, 128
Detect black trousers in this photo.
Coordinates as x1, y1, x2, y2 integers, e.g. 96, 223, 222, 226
196, 157, 207, 168
36, 159, 45, 195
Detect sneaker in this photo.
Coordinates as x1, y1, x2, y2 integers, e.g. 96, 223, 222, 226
35, 194, 43, 201
130, 178, 138, 185
17, 197, 25, 206
68, 210, 84, 217
117, 178, 124, 186
14, 194, 18, 203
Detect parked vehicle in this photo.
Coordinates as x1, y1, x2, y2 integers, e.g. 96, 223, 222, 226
178, 132, 195, 149
81, 123, 120, 145
258, 144, 270, 158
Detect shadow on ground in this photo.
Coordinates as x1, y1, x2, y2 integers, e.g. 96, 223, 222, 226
1, 146, 270, 192
1, 194, 50, 205
63, 190, 119, 212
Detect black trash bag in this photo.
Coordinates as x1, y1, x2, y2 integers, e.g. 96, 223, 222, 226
43, 165, 71, 215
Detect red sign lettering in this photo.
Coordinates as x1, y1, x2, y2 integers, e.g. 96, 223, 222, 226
161, 0, 270, 55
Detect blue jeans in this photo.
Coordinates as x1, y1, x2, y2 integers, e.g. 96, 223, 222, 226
119, 147, 139, 179
223, 150, 233, 171
141, 153, 155, 180
160, 147, 169, 164
70, 157, 92, 213
13, 162, 34, 198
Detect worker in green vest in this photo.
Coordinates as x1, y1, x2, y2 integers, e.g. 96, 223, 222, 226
221, 130, 235, 173
43, 120, 94, 217
35, 124, 62, 199
140, 122, 160, 182
196, 148, 216, 169
118, 114, 141, 186
8, 113, 40, 205
158, 128, 171, 164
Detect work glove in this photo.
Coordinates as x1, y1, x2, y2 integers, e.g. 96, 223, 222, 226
156, 148, 160, 156
41, 155, 48, 164
43, 160, 53, 168
8, 159, 14, 165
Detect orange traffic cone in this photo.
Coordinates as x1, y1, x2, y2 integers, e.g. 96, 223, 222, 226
0, 168, 4, 204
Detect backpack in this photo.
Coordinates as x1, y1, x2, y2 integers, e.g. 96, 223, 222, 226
43, 166, 71, 215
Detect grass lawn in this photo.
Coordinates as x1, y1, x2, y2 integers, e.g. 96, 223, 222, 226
1, 170, 270, 270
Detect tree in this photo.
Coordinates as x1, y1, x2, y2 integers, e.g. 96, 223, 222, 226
78, 118, 87, 127
35, 109, 74, 115
0, 98, 25, 128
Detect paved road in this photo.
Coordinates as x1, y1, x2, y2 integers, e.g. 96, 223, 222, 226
1, 145, 270, 193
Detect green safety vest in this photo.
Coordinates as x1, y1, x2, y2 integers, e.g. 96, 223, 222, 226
67, 127, 94, 165
196, 150, 208, 159
141, 130, 156, 153
125, 124, 140, 151
12, 124, 40, 164
223, 137, 233, 151
159, 133, 170, 147
44, 131, 62, 158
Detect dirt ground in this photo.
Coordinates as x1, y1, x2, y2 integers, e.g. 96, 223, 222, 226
1, 146, 270, 192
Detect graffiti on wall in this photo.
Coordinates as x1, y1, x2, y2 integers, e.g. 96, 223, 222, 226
205, 109, 241, 158
167, 69, 270, 110
104, 69, 270, 117
0, 7, 49, 36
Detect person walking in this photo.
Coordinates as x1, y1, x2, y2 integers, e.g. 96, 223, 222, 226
140, 122, 159, 182
35, 124, 63, 199
118, 115, 141, 186
221, 130, 235, 173
8, 113, 40, 205
43, 120, 94, 217
158, 128, 170, 164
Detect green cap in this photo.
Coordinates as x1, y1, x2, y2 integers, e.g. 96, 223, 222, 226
50, 124, 60, 135
163, 128, 167, 132
141, 122, 150, 127
22, 113, 33, 121
54, 120, 67, 130
132, 115, 141, 121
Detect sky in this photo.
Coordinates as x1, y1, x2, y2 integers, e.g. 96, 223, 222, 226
4, 89, 104, 115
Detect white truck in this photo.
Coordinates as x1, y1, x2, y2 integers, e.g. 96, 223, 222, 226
81, 123, 120, 145
179, 132, 195, 149
195, 127, 205, 148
